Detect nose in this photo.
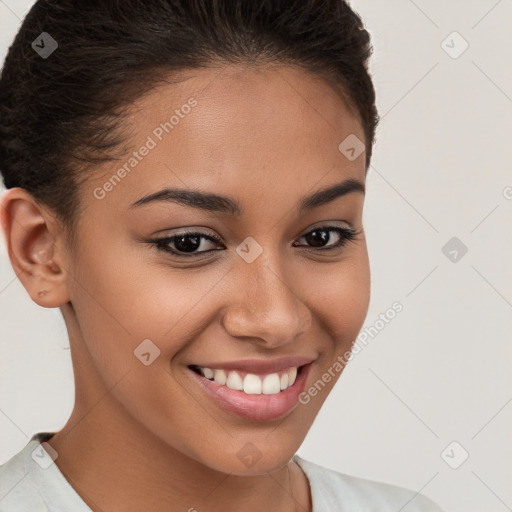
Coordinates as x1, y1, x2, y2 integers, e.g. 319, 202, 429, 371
221, 254, 312, 349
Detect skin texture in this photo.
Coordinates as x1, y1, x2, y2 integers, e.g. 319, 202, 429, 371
1, 64, 370, 512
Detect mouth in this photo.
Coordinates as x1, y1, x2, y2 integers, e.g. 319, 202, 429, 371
186, 361, 313, 421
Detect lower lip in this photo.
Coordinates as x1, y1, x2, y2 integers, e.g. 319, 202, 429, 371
187, 364, 312, 421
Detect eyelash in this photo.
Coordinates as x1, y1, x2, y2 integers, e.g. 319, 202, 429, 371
148, 225, 359, 258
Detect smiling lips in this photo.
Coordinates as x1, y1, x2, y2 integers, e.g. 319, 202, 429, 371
187, 357, 314, 421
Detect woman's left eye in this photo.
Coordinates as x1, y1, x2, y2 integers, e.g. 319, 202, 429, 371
293, 226, 358, 251
149, 225, 358, 258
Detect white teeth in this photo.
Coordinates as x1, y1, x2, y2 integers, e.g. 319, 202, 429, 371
280, 372, 289, 391
243, 374, 262, 394
196, 366, 300, 395
203, 368, 214, 380
262, 373, 281, 395
213, 369, 226, 385
226, 371, 244, 391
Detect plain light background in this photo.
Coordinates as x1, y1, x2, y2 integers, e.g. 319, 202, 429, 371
1, 1, 511, 511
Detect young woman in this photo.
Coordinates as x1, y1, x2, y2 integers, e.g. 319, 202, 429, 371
0, 1, 445, 510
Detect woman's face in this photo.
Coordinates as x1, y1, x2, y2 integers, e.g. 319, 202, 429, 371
59, 64, 370, 475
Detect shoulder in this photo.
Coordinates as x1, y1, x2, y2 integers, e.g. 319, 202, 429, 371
0, 438, 49, 511
0, 432, 92, 512
293, 455, 445, 512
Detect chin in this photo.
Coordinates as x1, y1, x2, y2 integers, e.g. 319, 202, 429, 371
188, 430, 308, 477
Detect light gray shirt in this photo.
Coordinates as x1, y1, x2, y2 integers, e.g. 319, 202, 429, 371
0, 432, 445, 511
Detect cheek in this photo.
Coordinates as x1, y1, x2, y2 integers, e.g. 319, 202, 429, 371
294, 252, 370, 412
65, 253, 229, 450
302, 248, 371, 346
66, 243, 236, 402
334, 258, 371, 341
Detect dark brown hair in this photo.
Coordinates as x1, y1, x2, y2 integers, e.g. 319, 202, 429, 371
0, 0, 379, 242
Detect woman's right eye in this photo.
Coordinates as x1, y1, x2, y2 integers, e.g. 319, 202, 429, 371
148, 231, 224, 257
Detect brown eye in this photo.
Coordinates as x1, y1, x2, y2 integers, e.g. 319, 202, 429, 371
150, 231, 224, 257
294, 226, 357, 250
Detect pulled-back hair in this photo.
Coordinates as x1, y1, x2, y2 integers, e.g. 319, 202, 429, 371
0, 0, 379, 240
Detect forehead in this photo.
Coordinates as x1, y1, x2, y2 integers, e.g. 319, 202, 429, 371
135, 63, 363, 143
84, 63, 366, 216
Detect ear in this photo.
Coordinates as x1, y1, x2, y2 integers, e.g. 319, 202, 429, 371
0, 187, 71, 308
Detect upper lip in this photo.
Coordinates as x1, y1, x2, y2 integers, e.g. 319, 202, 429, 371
189, 356, 315, 374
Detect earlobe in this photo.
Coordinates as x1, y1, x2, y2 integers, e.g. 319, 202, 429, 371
0, 187, 71, 308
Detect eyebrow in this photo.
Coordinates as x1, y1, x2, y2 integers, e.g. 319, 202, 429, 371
129, 178, 365, 216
